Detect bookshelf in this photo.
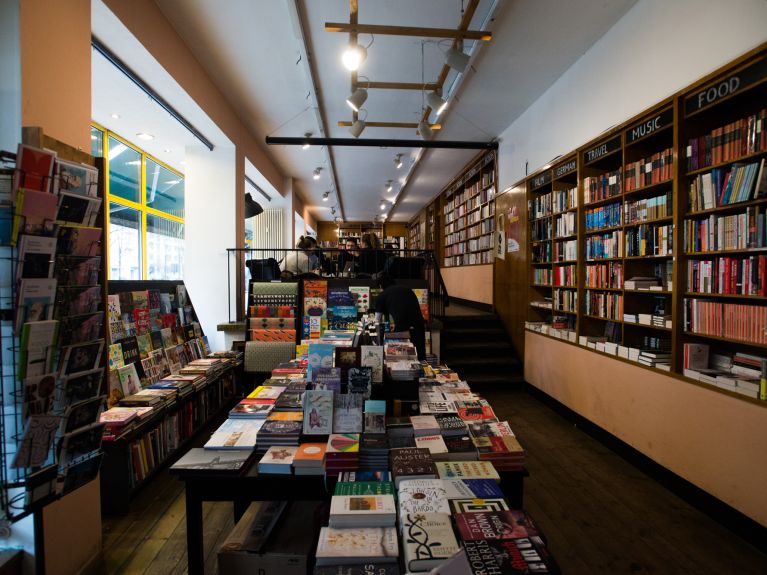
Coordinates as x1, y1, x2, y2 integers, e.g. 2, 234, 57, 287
442, 151, 496, 267
523, 44, 767, 404
407, 219, 421, 250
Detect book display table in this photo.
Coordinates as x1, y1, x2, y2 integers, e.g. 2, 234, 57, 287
171, 448, 527, 575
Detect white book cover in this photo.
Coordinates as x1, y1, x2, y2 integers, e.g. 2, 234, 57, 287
398, 479, 451, 514
402, 512, 460, 572
258, 445, 298, 466
17, 234, 56, 281
315, 527, 398, 566
16, 278, 57, 332
329, 494, 396, 517
361, 345, 384, 383
116, 363, 141, 396
204, 418, 264, 450
414, 434, 448, 457
410, 414, 439, 436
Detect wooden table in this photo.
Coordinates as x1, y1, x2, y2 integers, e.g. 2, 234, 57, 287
171, 448, 527, 575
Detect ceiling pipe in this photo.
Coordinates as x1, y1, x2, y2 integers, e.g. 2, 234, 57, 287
266, 136, 497, 150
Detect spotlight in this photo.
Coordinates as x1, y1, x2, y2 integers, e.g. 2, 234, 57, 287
302, 132, 312, 150
346, 87, 368, 112
322, 191, 330, 202
349, 119, 366, 138
394, 154, 403, 169
244, 193, 263, 218
313, 167, 322, 180
342, 43, 367, 71
380, 201, 387, 211
136, 132, 154, 140
418, 121, 434, 141
111, 113, 120, 119
445, 47, 470, 73
426, 92, 448, 116
386, 180, 393, 193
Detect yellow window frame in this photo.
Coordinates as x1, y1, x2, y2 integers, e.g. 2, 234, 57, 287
93, 122, 185, 280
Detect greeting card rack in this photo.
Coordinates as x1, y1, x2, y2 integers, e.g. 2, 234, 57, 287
0, 127, 108, 536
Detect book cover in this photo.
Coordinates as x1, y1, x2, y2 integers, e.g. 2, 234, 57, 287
55, 285, 101, 319
312, 367, 342, 392
315, 527, 398, 566
349, 286, 370, 313
454, 510, 541, 541
397, 479, 451, 514
16, 278, 57, 332
62, 396, 104, 434
14, 188, 58, 241
308, 343, 334, 379
22, 373, 57, 419
56, 225, 101, 257
414, 434, 449, 458
329, 306, 358, 330
435, 461, 500, 482
361, 345, 384, 383
16, 144, 56, 192
442, 479, 505, 500
17, 234, 56, 280
337, 470, 391, 482
462, 537, 558, 574
401, 512, 460, 572
303, 390, 334, 435
348, 366, 372, 397
333, 393, 363, 434
329, 494, 396, 526
326, 433, 360, 454
390, 448, 436, 483
258, 445, 298, 470
293, 443, 327, 465
54, 159, 98, 197
58, 340, 104, 376
55, 192, 101, 227
58, 312, 103, 346
116, 363, 141, 396
57, 368, 103, 409
205, 419, 263, 450
54, 255, 100, 286
448, 498, 509, 514
334, 481, 395, 496
58, 422, 105, 467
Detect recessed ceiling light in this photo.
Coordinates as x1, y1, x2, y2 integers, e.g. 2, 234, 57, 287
111, 113, 121, 119
136, 133, 154, 140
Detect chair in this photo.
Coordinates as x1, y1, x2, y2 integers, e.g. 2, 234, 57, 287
246, 258, 281, 281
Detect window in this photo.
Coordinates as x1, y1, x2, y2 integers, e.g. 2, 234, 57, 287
95, 124, 185, 280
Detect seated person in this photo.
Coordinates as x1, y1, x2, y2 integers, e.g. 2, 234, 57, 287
281, 236, 316, 276
357, 233, 389, 275
337, 238, 360, 274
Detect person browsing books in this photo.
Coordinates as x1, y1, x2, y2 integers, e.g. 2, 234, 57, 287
281, 236, 317, 276
375, 275, 426, 360
337, 237, 359, 274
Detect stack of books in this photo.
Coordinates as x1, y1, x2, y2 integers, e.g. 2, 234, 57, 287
228, 398, 274, 418
204, 419, 263, 451
389, 447, 437, 487
291, 442, 327, 475
386, 360, 422, 380
328, 493, 397, 527
257, 445, 297, 474
324, 433, 360, 476
359, 434, 389, 469
469, 421, 526, 471
255, 417, 302, 454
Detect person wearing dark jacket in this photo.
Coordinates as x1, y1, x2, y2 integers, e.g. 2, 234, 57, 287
374, 275, 426, 360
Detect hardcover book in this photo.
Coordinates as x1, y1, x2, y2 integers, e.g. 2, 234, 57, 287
448, 498, 509, 514
397, 479, 451, 514
435, 461, 500, 483
315, 527, 398, 566
333, 393, 363, 433
205, 419, 264, 450
360, 345, 384, 383
454, 509, 541, 541
303, 390, 334, 435
462, 537, 558, 574
442, 479, 505, 500
390, 448, 437, 487
258, 446, 299, 474
348, 366, 372, 397
312, 367, 342, 392
334, 481, 395, 496
401, 512, 460, 572
328, 494, 397, 527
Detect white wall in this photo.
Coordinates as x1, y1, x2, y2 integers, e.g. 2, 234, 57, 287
0, 0, 21, 151
497, 0, 767, 189
184, 144, 237, 351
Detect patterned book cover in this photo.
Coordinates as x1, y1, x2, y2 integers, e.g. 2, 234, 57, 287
303, 390, 334, 435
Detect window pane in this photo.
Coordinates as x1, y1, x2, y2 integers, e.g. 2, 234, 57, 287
109, 203, 141, 280
90, 127, 104, 158
146, 159, 184, 218
146, 214, 184, 280
108, 136, 141, 203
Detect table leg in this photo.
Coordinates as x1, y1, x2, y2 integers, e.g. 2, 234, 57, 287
185, 482, 205, 575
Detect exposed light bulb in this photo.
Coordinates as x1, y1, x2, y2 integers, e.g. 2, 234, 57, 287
342, 43, 367, 71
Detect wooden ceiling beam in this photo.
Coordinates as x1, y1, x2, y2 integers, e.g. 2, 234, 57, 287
337, 121, 442, 129
325, 22, 492, 41
365, 81, 440, 91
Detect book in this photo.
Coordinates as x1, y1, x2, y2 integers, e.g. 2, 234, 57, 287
292, 443, 327, 472
22, 373, 57, 419
401, 512, 460, 572
315, 527, 398, 566
348, 366, 372, 397
61, 396, 104, 434
14, 188, 58, 241
313, 565, 400, 575
16, 278, 56, 331
15, 144, 56, 192
326, 433, 360, 455
19, 320, 58, 377
462, 537, 558, 574
334, 481, 395, 496
328, 494, 397, 527
116, 363, 141, 396
55, 192, 101, 227
303, 390, 334, 435
363, 399, 386, 434
448, 498, 509, 514
361, 345, 384, 383
312, 367, 342, 392
442, 478, 505, 499
205, 419, 263, 450
333, 393, 363, 433
410, 414, 440, 437
454, 509, 541, 540
397, 478, 451, 514
337, 470, 391, 482
414, 434, 449, 459
390, 447, 437, 487
58, 339, 104, 376
258, 446, 299, 474
17, 234, 56, 280
56, 225, 101, 257
435, 461, 500, 482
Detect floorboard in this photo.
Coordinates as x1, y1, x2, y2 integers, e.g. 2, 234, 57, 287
100, 389, 767, 574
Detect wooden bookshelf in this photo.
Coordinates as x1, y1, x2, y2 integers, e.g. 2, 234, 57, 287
522, 43, 767, 404
442, 151, 497, 267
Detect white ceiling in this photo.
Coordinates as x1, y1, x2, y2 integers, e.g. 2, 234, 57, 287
140, 0, 637, 221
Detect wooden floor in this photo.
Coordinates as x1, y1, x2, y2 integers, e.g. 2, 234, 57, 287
101, 389, 767, 574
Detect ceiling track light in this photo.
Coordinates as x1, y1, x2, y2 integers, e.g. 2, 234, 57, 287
417, 121, 434, 141
426, 92, 448, 116
394, 154, 403, 169
313, 167, 322, 180
445, 47, 470, 73
342, 42, 368, 71
302, 132, 312, 149
386, 180, 393, 193
346, 87, 368, 112
322, 191, 330, 201
349, 119, 366, 138
380, 201, 387, 211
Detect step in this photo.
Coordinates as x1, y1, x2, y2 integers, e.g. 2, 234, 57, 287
442, 327, 509, 341
445, 358, 522, 375
442, 340, 516, 353
440, 315, 502, 328
464, 372, 526, 388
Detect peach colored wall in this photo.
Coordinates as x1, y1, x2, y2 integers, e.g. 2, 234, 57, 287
20, 2, 103, 572
525, 331, 767, 527
103, 0, 284, 194
20, 0, 91, 151
442, 265, 493, 305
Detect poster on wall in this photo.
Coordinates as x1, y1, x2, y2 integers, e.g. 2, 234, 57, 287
496, 213, 505, 260
507, 205, 520, 253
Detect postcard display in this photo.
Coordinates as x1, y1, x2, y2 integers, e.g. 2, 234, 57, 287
0, 137, 107, 521
100, 280, 238, 514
